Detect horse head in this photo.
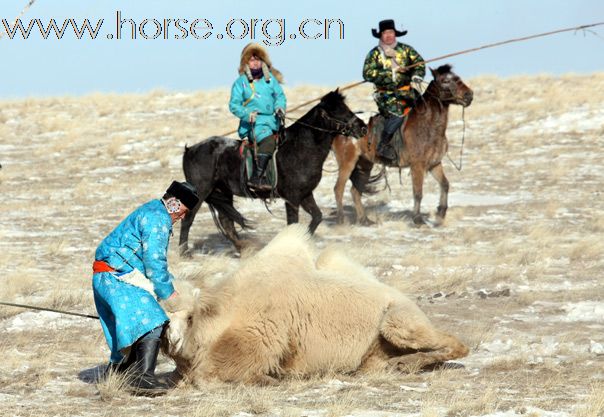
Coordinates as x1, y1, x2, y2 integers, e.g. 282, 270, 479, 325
428, 64, 473, 107
317, 89, 368, 138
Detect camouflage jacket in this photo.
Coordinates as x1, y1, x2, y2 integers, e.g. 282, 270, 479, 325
362, 42, 426, 117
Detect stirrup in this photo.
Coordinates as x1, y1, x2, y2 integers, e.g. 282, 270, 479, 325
248, 179, 272, 190
378, 146, 396, 161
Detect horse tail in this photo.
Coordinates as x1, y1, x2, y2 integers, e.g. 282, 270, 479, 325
350, 163, 385, 195
206, 189, 251, 231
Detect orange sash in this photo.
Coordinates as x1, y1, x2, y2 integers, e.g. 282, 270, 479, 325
92, 260, 115, 274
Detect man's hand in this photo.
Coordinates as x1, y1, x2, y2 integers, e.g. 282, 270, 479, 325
275, 108, 285, 121
249, 111, 257, 124
384, 49, 397, 58
411, 75, 424, 92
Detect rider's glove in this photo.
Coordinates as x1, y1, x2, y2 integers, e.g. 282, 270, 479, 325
275, 108, 285, 121
411, 75, 423, 93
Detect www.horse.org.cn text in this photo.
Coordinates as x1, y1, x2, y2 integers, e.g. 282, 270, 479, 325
0, 11, 345, 45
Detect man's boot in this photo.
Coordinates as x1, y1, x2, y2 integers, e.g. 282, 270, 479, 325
101, 350, 136, 380
248, 153, 272, 190
377, 131, 396, 161
377, 116, 404, 161
128, 338, 170, 394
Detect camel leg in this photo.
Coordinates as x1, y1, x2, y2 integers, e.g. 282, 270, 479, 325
410, 163, 426, 225
301, 193, 323, 234
429, 162, 449, 223
332, 136, 360, 225
379, 301, 469, 372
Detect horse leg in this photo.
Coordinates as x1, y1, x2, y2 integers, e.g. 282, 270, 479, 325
179, 204, 201, 257
332, 135, 359, 225
410, 163, 426, 225
218, 212, 247, 252
285, 201, 300, 225
300, 193, 323, 234
429, 162, 449, 224
349, 160, 376, 226
349, 186, 368, 226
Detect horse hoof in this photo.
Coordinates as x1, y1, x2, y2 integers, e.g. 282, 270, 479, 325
433, 215, 445, 227
436, 206, 448, 220
358, 217, 375, 226
179, 247, 193, 258
412, 214, 425, 226
235, 239, 254, 253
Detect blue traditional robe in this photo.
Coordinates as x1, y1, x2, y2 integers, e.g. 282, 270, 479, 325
92, 199, 175, 363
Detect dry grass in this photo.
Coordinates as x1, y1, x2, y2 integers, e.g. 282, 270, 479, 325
46, 287, 89, 311
0, 73, 603, 416
0, 271, 41, 304
576, 383, 604, 417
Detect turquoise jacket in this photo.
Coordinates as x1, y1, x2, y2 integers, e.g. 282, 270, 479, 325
93, 199, 175, 362
229, 73, 286, 142
94, 199, 175, 300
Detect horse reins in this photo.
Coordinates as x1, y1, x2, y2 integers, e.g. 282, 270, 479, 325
284, 109, 360, 136
446, 106, 466, 171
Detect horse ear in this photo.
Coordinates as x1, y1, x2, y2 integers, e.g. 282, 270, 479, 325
430, 67, 437, 79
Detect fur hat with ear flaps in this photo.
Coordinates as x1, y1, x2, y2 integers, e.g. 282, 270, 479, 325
238, 42, 284, 83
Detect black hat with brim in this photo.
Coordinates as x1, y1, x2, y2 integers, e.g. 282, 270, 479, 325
166, 181, 200, 210
372, 19, 407, 38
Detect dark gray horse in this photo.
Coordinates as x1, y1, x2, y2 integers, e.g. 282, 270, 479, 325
180, 90, 367, 253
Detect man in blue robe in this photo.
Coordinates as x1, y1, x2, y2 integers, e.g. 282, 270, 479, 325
92, 181, 199, 393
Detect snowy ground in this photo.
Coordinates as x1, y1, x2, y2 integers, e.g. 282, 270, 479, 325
0, 73, 603, 416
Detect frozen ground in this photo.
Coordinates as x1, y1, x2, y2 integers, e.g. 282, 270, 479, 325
0, 73, 603, 416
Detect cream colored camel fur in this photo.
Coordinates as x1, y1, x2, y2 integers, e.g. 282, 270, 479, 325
162, 225, 468, 385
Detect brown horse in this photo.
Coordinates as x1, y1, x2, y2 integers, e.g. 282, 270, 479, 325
332, 64, 473, 225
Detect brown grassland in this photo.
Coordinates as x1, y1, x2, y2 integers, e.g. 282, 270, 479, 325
0, 72, 603, 416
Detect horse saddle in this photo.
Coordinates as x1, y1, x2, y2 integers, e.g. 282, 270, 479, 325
240, 142, 278, 191
368, 114, 406, 161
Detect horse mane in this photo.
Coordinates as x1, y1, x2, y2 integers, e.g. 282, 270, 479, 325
433, 64, 453, 75
319, 89, 346, 108
287, 89, 347, 133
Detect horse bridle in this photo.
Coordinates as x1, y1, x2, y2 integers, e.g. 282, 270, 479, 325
423, 76, 467, 107
317, 108, 361, 136
285, 108, 360, 136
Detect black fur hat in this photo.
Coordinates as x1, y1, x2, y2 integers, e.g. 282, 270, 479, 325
166, 181, 199, 210
372, 19, 407, 38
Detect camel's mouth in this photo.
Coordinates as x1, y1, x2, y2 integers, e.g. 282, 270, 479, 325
164, 313, 188, 356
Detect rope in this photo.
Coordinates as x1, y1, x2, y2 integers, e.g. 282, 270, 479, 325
0, 301, 99, 320
220, 21, 604, 136
447, 106, 467, 171
0, 0, 38, 40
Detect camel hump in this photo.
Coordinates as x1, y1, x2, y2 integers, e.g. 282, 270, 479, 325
255, 224, 316, 265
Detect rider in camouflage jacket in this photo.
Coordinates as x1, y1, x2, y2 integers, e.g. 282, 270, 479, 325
363, 42, 425, 117
362, 20, 425, 161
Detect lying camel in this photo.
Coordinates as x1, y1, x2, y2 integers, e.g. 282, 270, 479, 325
162, 225, 468, 385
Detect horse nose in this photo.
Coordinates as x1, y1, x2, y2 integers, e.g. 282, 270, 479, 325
464, 91, 473, 105
360, 125, 368, 137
